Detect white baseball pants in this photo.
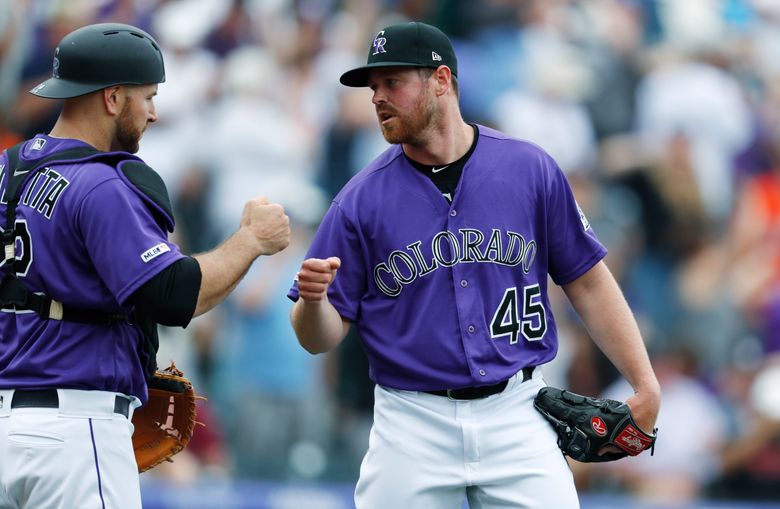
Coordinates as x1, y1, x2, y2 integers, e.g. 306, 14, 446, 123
0, 389, 142, 509
355, 369, 579, 509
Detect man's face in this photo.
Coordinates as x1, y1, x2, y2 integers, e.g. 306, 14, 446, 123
367, 67, 439, 146
115, 84, 158, 153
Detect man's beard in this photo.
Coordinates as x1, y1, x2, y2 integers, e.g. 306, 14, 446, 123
379, 89, 439, 146
115, 102, 143, 153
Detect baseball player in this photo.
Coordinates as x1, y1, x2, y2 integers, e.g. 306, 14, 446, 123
289, 22, 661, 508
0, 23, 289, 508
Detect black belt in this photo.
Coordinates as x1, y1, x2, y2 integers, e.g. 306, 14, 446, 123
10, 389, 130, 418
425, 366, 535, 400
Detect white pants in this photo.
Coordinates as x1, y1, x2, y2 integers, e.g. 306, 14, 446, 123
355, 369, 579, 509
0, 389, 142, 509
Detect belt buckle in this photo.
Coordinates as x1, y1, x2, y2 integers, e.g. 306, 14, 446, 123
446, 389, 467, 401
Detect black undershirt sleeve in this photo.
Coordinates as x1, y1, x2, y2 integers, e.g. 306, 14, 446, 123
128, 256, 201, 327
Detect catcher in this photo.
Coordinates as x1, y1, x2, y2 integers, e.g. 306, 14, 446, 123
0, 23, 289, 509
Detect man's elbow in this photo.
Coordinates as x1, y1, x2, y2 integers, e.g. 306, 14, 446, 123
297, 336, 334, 355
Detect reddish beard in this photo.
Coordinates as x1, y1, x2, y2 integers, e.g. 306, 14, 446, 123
115, 101, 144, 153
379, 88, 438, 146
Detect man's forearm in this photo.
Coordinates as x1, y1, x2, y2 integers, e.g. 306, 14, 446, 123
192, 229, 258, 316
291, 298, 350, 354
562, 261, 660, 395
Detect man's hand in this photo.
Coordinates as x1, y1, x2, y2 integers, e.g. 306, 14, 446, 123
297, 257, 341, 302
625, 387, 661, 437
240, 196, 290, 255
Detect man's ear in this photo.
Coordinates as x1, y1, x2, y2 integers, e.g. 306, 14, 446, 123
433, 65, 452, 97
102, 86, 124, 116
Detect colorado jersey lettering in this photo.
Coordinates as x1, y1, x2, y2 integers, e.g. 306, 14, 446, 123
289, 126, 607, 391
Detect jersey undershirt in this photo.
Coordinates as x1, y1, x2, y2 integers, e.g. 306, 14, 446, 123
405, 124, 479, 203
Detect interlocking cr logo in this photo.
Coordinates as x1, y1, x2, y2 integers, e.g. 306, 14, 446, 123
372, 30, 387, 55
53, 48, 61, 78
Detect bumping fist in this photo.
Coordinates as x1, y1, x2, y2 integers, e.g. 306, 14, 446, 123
296, 257, 341, 302
241, 196, 290, 255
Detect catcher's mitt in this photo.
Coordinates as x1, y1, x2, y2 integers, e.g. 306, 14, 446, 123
131, 362, 201, 473
533, 386, 657, 463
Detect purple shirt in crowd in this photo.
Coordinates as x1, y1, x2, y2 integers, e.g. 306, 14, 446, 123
288, 125, 607, 391
0, 135, 184, 402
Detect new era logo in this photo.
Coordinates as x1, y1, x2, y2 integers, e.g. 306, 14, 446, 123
432, 51, 442, 61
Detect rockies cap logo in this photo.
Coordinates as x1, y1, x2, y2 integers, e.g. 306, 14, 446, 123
372, 30, 387, 55
52, 48, 61, 79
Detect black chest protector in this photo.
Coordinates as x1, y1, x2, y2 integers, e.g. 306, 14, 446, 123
0, 142, 175, 379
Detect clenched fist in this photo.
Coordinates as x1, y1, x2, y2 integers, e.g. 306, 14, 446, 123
241, 196, 290, 255
297, 257, 341, 302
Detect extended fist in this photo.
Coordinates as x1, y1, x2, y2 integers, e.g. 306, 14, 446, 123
241, 196, 290, 255
297, 257, 341, 302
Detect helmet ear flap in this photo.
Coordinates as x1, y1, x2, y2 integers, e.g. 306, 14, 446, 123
30, 23, 166, 99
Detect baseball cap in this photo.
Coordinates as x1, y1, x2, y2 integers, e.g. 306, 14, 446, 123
30, 23, 165, 99
339, 22, 457, 87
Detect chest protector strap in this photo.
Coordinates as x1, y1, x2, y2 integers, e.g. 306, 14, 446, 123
0, 142, 174, 378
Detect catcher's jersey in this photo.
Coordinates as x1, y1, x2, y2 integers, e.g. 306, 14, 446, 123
0, 136, 184, 401
289, 125, 606, 391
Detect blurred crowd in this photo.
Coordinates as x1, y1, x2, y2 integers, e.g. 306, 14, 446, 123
2, 0, 780, 505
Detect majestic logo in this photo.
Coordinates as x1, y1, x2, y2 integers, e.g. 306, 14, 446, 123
31, 138, 47, 151
141, 242, 170, 263
591, 416, 607, 436
432, 51, 442, 61
52, 48, 60, 78
372, 31, 387, 55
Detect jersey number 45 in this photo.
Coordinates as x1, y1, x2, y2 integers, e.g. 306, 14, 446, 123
490, 284, 547, 344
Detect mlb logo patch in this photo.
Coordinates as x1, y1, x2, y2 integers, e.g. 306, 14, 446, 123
31, 138, 47, 151
141, 243, 170, 263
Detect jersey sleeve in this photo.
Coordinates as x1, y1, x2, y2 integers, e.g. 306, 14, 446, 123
287, 201, 366, 321
544, 159, 607, 285
76, 177, 185, 305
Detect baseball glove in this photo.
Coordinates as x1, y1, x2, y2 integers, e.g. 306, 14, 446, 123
533, 386, 657, 463
131, 362, 200, 473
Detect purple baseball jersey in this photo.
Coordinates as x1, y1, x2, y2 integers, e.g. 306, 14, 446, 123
0, 135, 185, 402
289, 126, 607, 391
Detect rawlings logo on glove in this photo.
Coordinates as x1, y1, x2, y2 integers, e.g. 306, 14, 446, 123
533, 386, 657, 462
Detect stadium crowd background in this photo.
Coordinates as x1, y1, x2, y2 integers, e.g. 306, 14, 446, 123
2, 0, 780, 506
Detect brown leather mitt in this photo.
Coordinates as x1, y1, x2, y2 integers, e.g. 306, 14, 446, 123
132, 362, 199, 473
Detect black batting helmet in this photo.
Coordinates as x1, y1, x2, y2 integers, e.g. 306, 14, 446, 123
30, 23, 165, 99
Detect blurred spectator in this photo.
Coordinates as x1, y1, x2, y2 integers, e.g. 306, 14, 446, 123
711, 354, 780, 501
635, 46, 753, 222
592, 344, 730, 505
213, 224, 330, 481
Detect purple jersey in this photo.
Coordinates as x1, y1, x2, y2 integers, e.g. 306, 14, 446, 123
289, 126, 606, 391
0, 135, 184, 402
